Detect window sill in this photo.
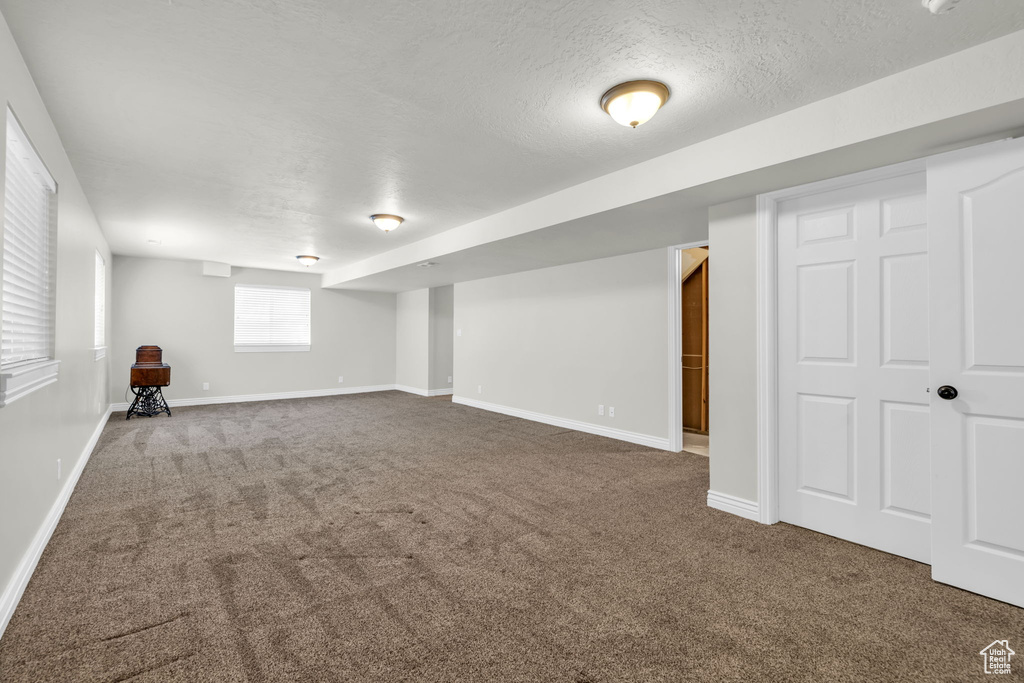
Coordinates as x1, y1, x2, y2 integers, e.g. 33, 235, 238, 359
93, 346, 107, 361
234, 345, 310, 353
0, 359, 60, 407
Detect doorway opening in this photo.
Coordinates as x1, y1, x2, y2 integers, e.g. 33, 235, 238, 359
680, 246, 709, 456
669, 242, 710, 455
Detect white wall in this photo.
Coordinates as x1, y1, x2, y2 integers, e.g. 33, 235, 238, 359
111, 257, 396, 402
429, 285, 454, 392
707, 198, 758, 502
0, 15, 111, 636
394, 288, 429, 393
454, 248, 669, 445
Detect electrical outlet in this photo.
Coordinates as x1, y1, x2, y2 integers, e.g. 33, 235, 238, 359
203, 382, 210, 391
338, 376, 344, 383
598, 404, 604, 416
609, 407, 615, 418
477, 385, 482, 394
56, 458, 62, 480
448, 376, 452, 384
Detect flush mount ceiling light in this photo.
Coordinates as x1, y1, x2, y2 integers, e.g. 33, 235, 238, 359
922, 0, 962, 13
601, 80, 670, 128
417, 261, 438, 268
371, 214, 404, 233
296, 255, 319, 266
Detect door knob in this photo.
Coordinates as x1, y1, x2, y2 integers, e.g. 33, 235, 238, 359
937, 385, 958, 400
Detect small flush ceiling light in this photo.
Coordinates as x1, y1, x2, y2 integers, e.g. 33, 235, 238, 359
922, 0, 962, 13
296, 255, 319, 266
371, 214, 404, 233
417, 261, 438, 268
600, 80, 670, 128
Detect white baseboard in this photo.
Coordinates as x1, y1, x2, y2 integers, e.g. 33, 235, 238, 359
706, 490, 760, 522
0, 405, 112, 640
110, 384, 399, 412
393, 384, 430, 397
394, 386, 452, 397
452, 396, 671, 450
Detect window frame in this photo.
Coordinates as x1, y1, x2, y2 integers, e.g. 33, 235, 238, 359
233, 283, 311, 353
93, 250, 106, 360
0, 107, 59, 407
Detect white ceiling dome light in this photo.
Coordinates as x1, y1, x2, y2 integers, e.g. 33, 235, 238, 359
600, 80, 670, 128
371, 214, 404, 233
922, 0, 964, 14
295, 255, 319, 266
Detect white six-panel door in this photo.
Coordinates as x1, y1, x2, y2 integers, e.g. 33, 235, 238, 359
927, 138, 1024, 608
777, 171, 932, 563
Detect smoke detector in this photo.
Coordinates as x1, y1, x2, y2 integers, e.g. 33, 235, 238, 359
922, 0, 962, 14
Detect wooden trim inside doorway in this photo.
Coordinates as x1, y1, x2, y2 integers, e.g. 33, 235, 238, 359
681, 248, 709, 434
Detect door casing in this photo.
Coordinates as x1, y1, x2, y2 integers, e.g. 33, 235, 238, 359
755, 158, 927, 524
668, 241, 710, 453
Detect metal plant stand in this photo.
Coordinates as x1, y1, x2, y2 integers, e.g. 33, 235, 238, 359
126, 385, 171, 419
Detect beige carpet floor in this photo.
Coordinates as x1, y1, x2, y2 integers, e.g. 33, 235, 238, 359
0, 391, 1021, 682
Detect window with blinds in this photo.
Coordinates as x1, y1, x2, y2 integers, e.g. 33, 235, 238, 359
94, 250, 105, 358
2, 108, 57, 370
233, 284, 311, 352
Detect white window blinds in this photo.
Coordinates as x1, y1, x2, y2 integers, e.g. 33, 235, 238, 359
3, 109, 57, 368
94, 250, 105, 349
234, 284, 311, 352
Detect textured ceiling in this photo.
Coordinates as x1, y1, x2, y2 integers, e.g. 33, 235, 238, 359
2, 0, 1023, 272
